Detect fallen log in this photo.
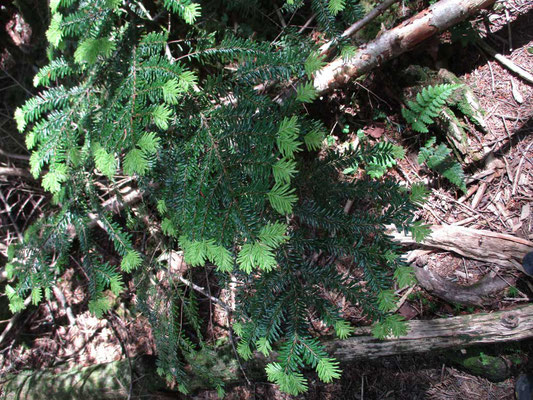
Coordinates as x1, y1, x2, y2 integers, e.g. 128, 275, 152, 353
328, 304, 533, 361
3, 305, 533, 398
314, 0, 496, 94
386, 224, 533, 274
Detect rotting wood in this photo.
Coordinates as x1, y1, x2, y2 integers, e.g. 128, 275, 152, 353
313, 0, 496, 94
412, 265, 514, 306
327, 304, 533, 361
387, 224, 533, 273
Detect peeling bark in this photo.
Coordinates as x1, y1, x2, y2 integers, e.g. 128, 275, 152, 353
328, 304, 533, 361
387, 224, 533, 274
314, 0, 496, 94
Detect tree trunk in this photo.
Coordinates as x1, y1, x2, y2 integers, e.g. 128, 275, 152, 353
314, 0, 496, 94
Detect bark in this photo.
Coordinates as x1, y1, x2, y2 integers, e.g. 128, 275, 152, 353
313, 0, 496, 94
412, 266, 514, 306
327, 304, 533, 361
387, 224, 533, 274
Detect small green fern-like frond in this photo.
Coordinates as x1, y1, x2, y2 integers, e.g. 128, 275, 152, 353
410, 220, 432, 243
259, 222, 288, 248
296, 81, 318, 103
237, 242, 277, 273
121, 250, 142, 273
334, 320, 354, 339
304, 51, 326, 78
162, 0, 201, 24
393, 266, 416, 288
273, 158, 297, 184
371, 314, 407, 339
304, 125, 325, 151
34, 58, 76, 87
418, 138, 467, 192
268, 183, 298, 215
328, 0, 346, 15
402, 84, 462, 133
265, 363, 308, 395
277, 116, 302, 159
74, 37, 116, 65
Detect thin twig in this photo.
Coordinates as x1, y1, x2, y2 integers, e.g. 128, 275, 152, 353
108, 312, 134, 400
320, 0, 399, 56
0, 296, 32, 347
227, 313, 252, 386
0, 188, 23, 241
297, 14, 315, 33
504, 8, 512, 51
274, 3, 287, 28
178, 276, 232, 312
0, 148, 30, 161
512, 142, 532, 195
52, 285, 76, 326
0, 167, 33, 179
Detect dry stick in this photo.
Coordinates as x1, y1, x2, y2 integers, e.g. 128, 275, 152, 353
504, 8, 512, 51
52, 285, 76, 326
476, 39, 533, 84
412, 265, 512, 306
314, 0, 497, 94
0, 167, 33, 179
107, 313, 134, 400
0, 148, 30, 161
327, 304, 533, 361
0, 296, 32, 347
297, 14, 315, 34
178, 276, 232, 312
386, 223, 533, 273
319, 0, 399, 57
512, 142, 533, 195
274, 0, 400, 102
0, 189, 23, 241
274, 3, 287, 28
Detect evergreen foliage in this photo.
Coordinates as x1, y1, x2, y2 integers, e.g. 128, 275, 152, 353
8, 0, 430, 395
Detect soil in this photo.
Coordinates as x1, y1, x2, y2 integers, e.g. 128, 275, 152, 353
1, 1, 532, 399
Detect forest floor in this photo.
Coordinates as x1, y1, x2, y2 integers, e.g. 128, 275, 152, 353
0, 1, 532, 399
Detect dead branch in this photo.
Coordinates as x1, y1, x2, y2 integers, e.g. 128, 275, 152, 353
0, 166, 33, 179
387, 224, 533, 274
319, 0, 399, 57
314, 0, 496, 94
476, 39, 533, 84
